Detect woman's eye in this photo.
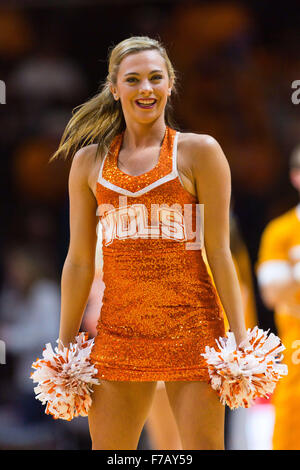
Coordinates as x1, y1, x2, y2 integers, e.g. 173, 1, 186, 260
126, 75, 163, 83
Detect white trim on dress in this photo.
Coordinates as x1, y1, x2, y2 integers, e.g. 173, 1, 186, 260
97, 132, 180, 197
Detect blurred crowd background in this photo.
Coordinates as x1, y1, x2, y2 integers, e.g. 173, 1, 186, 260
0, 0, 299, 450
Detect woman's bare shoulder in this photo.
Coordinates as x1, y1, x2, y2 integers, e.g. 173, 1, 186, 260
179, 131, 227, 170
179, 131, 221, 154
72, 143, 99, 167
67, 144, 102, 200
69, 144, 100, 179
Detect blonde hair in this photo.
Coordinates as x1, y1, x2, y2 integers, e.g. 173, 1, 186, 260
50, 36, 178, 163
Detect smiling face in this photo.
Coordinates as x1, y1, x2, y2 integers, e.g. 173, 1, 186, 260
110, 49, 173, 126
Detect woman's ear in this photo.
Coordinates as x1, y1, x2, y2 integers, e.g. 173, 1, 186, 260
168, 78, 174, 97
109, 84, 119, 101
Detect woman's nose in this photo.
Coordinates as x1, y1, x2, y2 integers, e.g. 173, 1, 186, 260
139, 80, 153, 94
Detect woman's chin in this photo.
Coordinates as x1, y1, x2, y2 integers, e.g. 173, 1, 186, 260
132, 109, 162, 124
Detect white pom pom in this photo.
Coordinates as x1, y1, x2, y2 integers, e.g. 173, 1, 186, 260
201, 326, 288, 409
30, 332, 100, 421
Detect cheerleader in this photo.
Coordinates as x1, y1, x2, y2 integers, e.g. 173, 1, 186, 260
49, 36, 247, 450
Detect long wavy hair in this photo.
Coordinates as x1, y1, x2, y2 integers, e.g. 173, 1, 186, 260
49, 36, 178, 163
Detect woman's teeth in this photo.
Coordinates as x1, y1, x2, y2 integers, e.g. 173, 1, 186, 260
136, 99, 156, 108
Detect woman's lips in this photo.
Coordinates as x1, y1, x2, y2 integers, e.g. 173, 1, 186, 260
135, 99, 157, 109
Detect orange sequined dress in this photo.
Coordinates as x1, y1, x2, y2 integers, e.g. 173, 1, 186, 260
90, 126, 225, 381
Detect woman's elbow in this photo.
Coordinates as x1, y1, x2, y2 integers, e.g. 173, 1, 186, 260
205, 245, 232, 265
64, 251, 96, 271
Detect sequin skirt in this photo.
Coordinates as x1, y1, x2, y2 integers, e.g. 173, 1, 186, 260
90, 317, 225, 382
90, 248, 225, 382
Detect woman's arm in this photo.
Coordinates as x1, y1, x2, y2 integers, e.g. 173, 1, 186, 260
190, 134, 247, 346
58, 146, 98, 349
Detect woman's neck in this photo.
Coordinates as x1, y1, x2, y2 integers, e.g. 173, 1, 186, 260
122, 119, 167, 150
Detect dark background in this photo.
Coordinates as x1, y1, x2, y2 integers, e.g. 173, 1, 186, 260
0, 0, 299, 449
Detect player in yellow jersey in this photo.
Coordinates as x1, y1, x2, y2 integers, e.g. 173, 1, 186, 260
256, 144, 300, 450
